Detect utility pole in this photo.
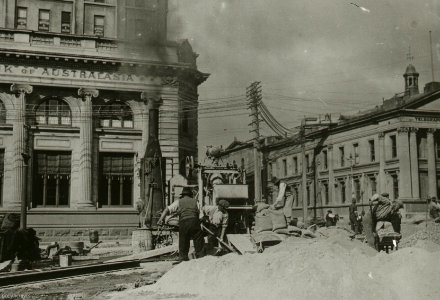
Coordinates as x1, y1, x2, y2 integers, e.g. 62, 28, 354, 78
429, 31, 435, 82
246, 82, 262, 203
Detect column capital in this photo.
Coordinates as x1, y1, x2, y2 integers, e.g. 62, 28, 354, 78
327, 144, 333, 150
378, 131, 385, 138
397, 127, 410, 134
141, 91, 162, 109
10, 84, 32, 95
409, 127, 419, 133
427, 128, 437, 134
78, 88, 99, 100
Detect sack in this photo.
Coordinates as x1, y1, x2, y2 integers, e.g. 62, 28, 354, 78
269, 208, 287, 231
255, 213, 273, 233
1, 214, 20, 231
165, 215, 179, 227
256, 203, 270, 213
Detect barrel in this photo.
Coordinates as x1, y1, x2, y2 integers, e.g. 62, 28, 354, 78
59, 254, 72, 267
89, 230, 99, 243
131, 229, 153, 254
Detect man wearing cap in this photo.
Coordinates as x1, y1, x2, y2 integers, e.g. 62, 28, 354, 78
201, 200, 230, 249
158, 186, 204, 262
325, 210, 339, 227
370, 192, 403, 233
349, 196, 363, 234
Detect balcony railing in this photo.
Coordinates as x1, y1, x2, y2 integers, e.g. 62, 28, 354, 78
0, 28, 175, 63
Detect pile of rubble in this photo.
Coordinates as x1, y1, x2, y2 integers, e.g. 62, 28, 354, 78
110, 227, 440, 300
400, 222, 440, 248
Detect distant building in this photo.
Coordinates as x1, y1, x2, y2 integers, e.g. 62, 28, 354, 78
221, 64, 440, 218
0, 0, 208, 240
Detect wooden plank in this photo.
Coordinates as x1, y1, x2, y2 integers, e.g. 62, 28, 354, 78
105, 244, 178, 263
227, 234, 256, 254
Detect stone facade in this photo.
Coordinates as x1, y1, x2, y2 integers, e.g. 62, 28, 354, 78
0, 0, 208, 239
221, 65, 440, 219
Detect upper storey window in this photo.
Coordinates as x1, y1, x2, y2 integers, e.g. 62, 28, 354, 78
16, 7, 27, 29
0, 100, 6, 124
61, 12, 71, 34
35, 99, 71, 126
94, 15, 105, 36
38, 10, 50, 32
98, 102, 133, 128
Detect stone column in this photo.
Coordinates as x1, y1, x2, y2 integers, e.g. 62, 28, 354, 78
378, 132, 386, 193
397, 127, 411, 199
427, 128, 438, 198
327, 145, 335, 204
8, 84, 32, 209
409, 127, 420, 199
77, 88, 98, 208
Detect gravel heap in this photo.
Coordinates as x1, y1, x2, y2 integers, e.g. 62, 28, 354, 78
400, 222, 440, 248
110, 227, 440, 300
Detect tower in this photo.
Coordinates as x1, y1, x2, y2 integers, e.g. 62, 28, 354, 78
403, 48, 419, 96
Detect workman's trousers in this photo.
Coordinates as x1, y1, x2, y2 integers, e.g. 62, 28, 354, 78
179, 218, 204, 261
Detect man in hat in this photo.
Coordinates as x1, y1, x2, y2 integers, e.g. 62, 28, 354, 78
158, 186, 204, 262
201, 200, 230, 249
370, 192, 403, 233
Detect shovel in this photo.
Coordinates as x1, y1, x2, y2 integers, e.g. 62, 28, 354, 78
200, 224, 236, 253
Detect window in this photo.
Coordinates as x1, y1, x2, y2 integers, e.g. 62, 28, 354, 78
182, 110, 190, 133
294, 186, 299, 207
353, 143, 359, 164
340, 181, 346, 203
305, 154, 311, 172
354, 178, 361, 202
293, 156, 298, 174
324, 183, 329, 205
306, 184, 310, 206
339, 146, 345, 167
35, 98, 71, 126
417, 130, 427, 158
0, 150, 4, 206
16, 7, 27, 29
390, 135, 397, 158
97, 102, 133, 128
0, 100, 6, 124
370, 176, 377, 195
282, 159, 287, 177
392, 174, 399, 199
271, 163, 276, 178
435, 132, 440, 159
38, 10, 50, 31
33, 151, 71, 207
61, 11, 71, 33
369, 140, 375, 162
99, 153, 134, 206
135, 19, 145, 38
322, 150, 328, 170
94, 15, 105, 36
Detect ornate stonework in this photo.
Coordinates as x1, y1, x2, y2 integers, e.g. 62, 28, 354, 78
10, 84, 33, 95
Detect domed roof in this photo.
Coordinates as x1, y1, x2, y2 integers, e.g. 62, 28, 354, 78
405, 64, 418, 74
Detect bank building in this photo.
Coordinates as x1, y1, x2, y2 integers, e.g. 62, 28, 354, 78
0, 0, 208, 239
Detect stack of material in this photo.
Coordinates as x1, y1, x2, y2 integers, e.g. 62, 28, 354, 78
254, 203, 302, 237
111, 229, 440, 300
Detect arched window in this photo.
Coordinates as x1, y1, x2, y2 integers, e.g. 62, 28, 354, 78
35, 98, 71, 126
98, 102, 133, 128
0, 101, 5, 124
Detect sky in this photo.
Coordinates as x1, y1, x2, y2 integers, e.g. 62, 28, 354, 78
167, 0, 440, 159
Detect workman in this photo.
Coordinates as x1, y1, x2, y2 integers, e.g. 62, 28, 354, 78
325, 210, 339, 227
370, 193, 403, 233
428, 196, 440, 222
201, 200, 230, 249
349, 196, 363, 234
272, 177, 294, 224
157, 186, 204, 262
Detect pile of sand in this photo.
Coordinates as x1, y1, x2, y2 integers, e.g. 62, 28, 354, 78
109, 228, 440, 300
400, 222, 440, 248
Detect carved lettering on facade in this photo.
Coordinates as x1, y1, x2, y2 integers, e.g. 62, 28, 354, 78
415, 116, 440, 122
0, 64, 136, 83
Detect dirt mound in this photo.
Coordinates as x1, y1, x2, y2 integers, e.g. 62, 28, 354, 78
110, 231, 440, 300
400, 222, 440, 248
